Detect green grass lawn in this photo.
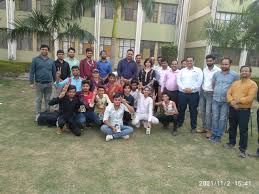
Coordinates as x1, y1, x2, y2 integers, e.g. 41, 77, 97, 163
0, 80, 259, 194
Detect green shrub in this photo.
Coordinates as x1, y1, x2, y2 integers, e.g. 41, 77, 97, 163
0, 60, 31, 77
161, 43, 178, 63
251, 77, 259, 87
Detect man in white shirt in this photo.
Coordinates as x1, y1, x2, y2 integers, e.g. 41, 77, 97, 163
177, 56, 203, 133
101, 93, 134, 141
197, 54, 220, 137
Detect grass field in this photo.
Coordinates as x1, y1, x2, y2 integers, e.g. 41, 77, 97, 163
0, 80, 259, 194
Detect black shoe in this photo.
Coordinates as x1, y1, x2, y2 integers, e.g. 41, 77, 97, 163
171, 130, 178, 136
190, 129, 196, 134
223, 143, 235, 149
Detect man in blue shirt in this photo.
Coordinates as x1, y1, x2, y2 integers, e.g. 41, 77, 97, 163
29, 44, 56, 121
96, 50, 112, 83
117, 49, 137, 82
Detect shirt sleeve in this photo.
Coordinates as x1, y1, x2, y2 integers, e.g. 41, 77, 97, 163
176, 70, 184, 91
103, 104, 111, 122
148, 98, 153, 122
239, 82, 258, 105
161, 72, 167, 92
192, 68, 203, 91
226, 83, 234, 103
79, 60, 85, 78
29, 58, 36, 84
55, 77, 68, 88
108, 62, 112, 74
105, 94, 112, 104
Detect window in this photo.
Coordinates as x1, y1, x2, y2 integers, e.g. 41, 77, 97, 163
102, 3, 113, 19
37, 35, 51, 50
0, 0, 5, 9
211, 47, 241, 65
246, 50, 259, 67
15, 0, 32, 11
36, 0, 49, 12
119, 39, 135, 58
215, 12, 236, 22
121, 1, 138, 21
100, 37, 112, 56
160, 4, 177, 25
145, 3, 159, 23
17, 34, 32, 50
140, 41, 155, 59
83, 7, 95, 17
59, 40, 75, 54
79, 41, 93, 55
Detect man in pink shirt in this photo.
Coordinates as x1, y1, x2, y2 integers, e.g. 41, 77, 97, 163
161, 59, 179, 107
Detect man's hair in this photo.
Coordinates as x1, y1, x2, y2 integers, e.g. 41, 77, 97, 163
68, 85, 76, 91
240, 65, 252, 72
157, 56, 162, 60
162, 92, 169, 97
108, 73, 116, 78
186, 56, 195, 61
57, 49, 64, 55
99, 50, 106, 56
131, 79, 139, 85
135, 54, 141, 58
71, 66, 79, 70
86, 48, 93, 53
82, 80, 90, 86
123, 83, 132, 90
97, 85, 106, 90
40, 44, 49, 51
127, 49, 134, 53
171, 59, 178, 63
113, 93, 123, 99
161, 58, 168, 63
206, 54, 215, 60
68, 47, 75, 52
221, 57, 232, 64
181, 59, 186, 64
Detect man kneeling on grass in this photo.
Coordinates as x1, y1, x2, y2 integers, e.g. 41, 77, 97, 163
101, 93, 134, 142
49, 84, 84, 136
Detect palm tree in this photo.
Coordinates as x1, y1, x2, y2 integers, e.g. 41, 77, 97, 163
0, 0, 94, 57
71, 0, 153, 65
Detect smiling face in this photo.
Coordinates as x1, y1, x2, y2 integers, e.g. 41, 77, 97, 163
240, 66, 251, 79
40, 47, 49, 56
126, 50, 134, 61
97, 87, 105, 96
108, 75, 115, 84
186, 57, 194, 69
171, 61, 178, 71
113, 97, 122, 106
124, 85, 131, 95
67, 89, 76, 98
68, 49, 75, 58
143, 87, 151, 97
135, 55, 141, 64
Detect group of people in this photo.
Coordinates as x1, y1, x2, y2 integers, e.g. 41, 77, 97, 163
29, 44, 259, 158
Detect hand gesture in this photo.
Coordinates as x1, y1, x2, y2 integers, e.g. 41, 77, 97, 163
121, 96, 127, 104
56, 67, 61, 81
93, 88, 97, 96
59, 84, 69, 98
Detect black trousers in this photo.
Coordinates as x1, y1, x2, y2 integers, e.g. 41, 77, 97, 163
58, 115, 81, 136
123, 111, 132, 125
228, 107, 250, 152
157, 115, 177, 131
164, 89, 179, 107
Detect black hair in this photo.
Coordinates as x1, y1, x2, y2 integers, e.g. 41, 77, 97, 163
68, 47, 75, 52
206, 54, 215, 60
240, 65, 252, 72
161, 58, 168, 63
57, 49, 64, 55
144, 58, 153, 67
127, 49, 134, 53
131, 79, 139, 85
99, 50, 106, 56
162, 92, 169, 96
135, 54, 141, 58
71, 66, 79, 70
171, 59, 178, 63
108, 73, 116, 78
123, 83, 132, 90
113, 93, 123, 99
186, 56, 195, 61
157, 56, 162, 60
86, 48, 93, 53
40, 44, 49, 51
68, 85, 76, 91
97, 85, 106, 90
82, 80, 90, 86
181, 59, 186, 63
221, 57, 232, 64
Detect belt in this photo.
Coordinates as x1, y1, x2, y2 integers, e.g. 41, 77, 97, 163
36, 81, 51, 84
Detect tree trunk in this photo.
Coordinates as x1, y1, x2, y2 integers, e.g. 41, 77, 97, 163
110, 2, 119, 69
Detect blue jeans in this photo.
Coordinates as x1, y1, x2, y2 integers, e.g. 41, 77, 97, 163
212, 100, 229, 138
178, 91, 200, 129
77, 112, 101, 126
200, 90, 213, 129
100, 124, 133, 139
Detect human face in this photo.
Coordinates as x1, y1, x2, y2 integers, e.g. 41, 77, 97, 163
206, 58, 214, 68
108, 76, 115, 83
98, 88, 105, 96
124, 86, 131, 95
181, 61, 186, 68
186, 57, 194, 69
57, 52, 64, 60
162, 94, 170, 102
143, 88, 150, 97
126, 51, 134, 61
67, 89, 76, 98
101, 52, 107, 60
72, 68, 79, 77
135, 56, 141, 64
220, 59, 231, 72
145, 61, 151, 69
82, 84, 90, 92
161, 61, 168, 69
86, 51, 93, 59
158, 57, 162, 65
68, 50, 75, 58
113, 97, 121, 106
240, 67, 251, 79
150, 57, 155, 65
171, 61, 178, 71
131, 83, 137, 91
93, 72, 99, 78
40, 47, 48, 56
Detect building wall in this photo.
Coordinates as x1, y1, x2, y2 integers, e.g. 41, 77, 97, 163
217, 0, 253, 12
189, 0, 211, 16
185, 47, 206, 68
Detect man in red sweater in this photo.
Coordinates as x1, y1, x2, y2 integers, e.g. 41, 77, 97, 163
79, 48, 96, 80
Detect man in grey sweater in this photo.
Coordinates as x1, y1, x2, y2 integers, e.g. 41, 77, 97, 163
29, 44, 56, 120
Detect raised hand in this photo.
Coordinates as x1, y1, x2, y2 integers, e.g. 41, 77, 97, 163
56, 67, 61, 81
59, 83, 69, 98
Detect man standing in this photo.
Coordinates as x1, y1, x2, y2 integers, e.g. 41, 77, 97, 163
55, 50, 70, 81
65, 47, 79, 71
117, 49, 137, 82
197, 54, 220, 138
101, 93, 134, 141
224, 66, 258, 158
29, 44, 56, 121
135, 54, 143, 77
209, 57, 239, 143
177, 56, 203, 133
96, 50, 112, 82
80, 48, 97, 80
161, 59, 180, 106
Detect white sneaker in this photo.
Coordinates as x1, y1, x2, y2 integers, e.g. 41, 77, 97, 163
35, 113, 40, 122
122, 135, 129, 139
146, 127, 151, 135
105, 135, 113, 142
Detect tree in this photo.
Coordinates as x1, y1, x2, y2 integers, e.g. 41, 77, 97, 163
71, 0, 154, 66
161, 43, 178, 63
0, 0, 94, 58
